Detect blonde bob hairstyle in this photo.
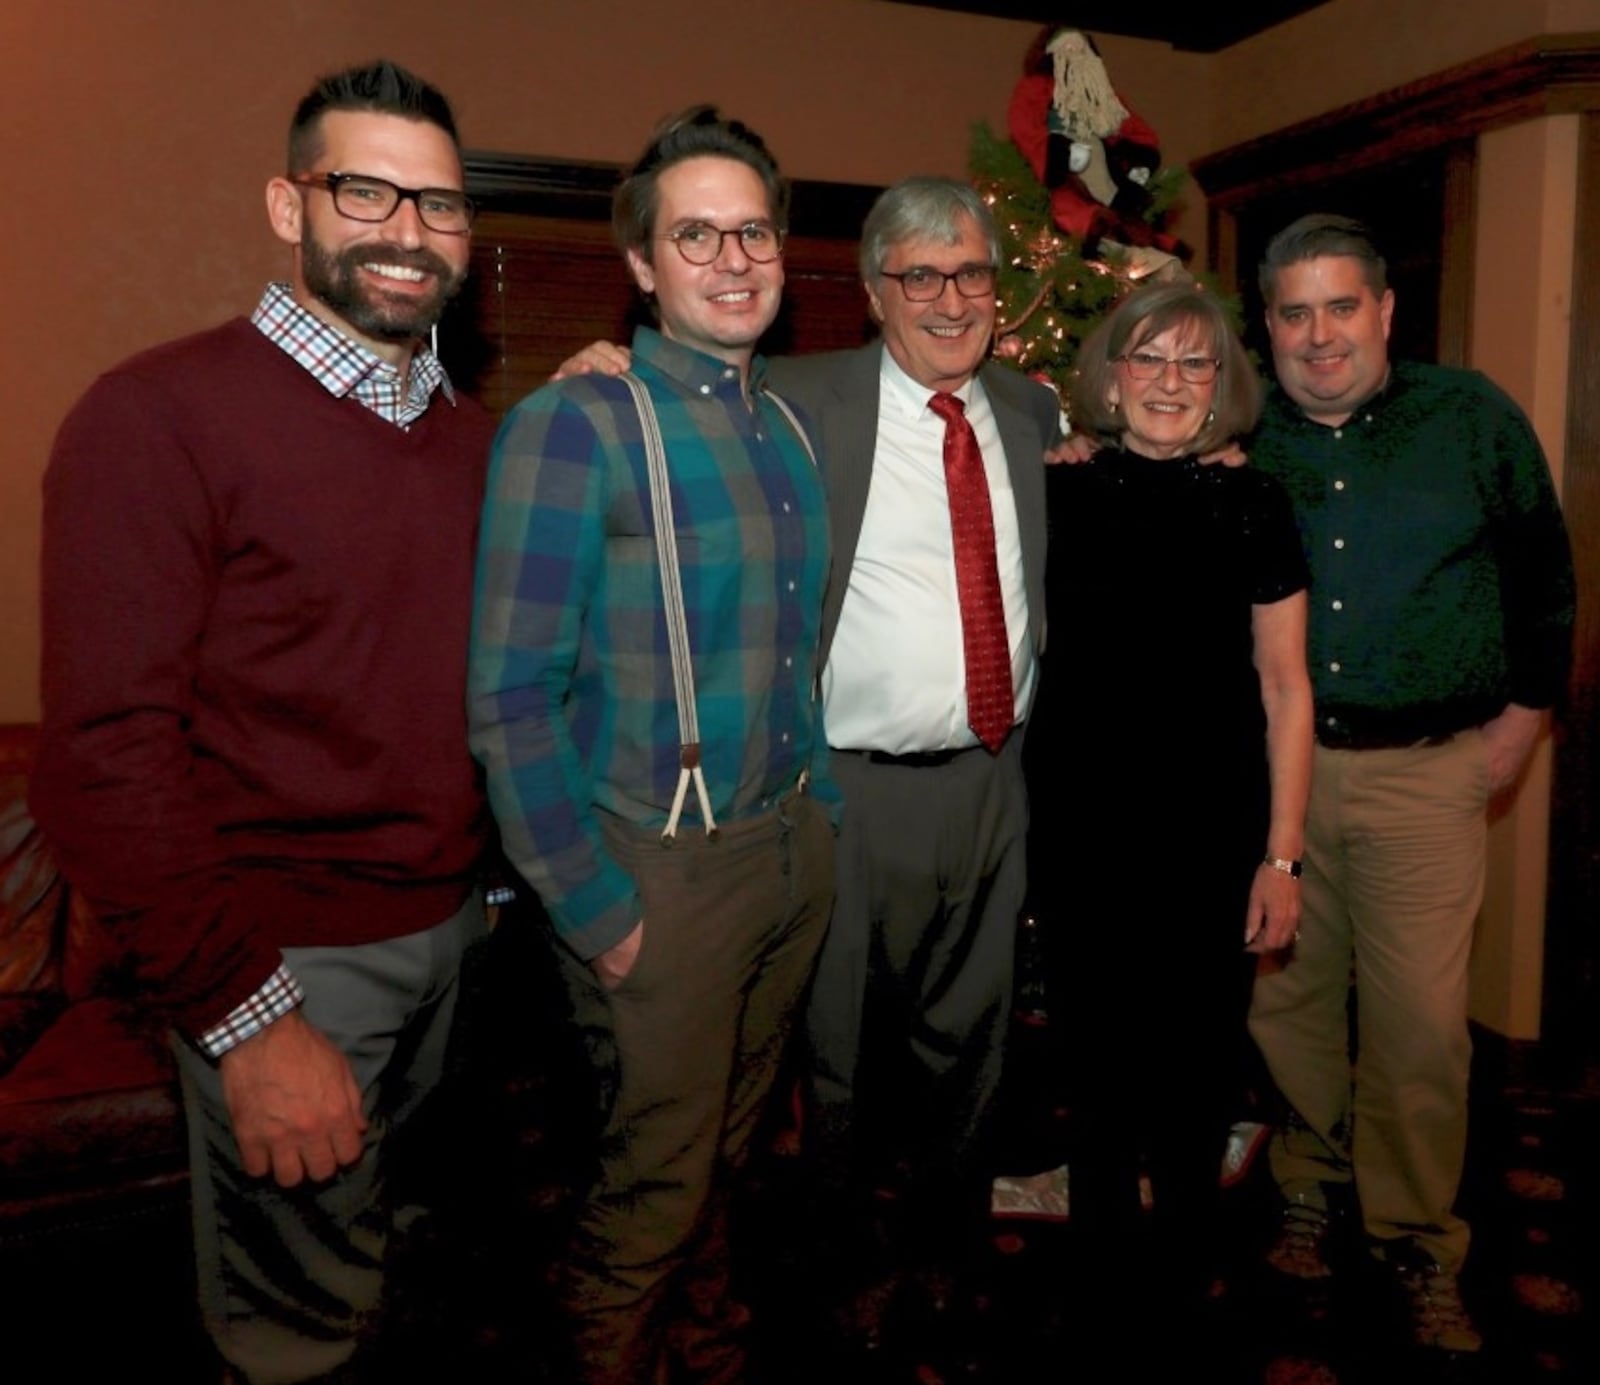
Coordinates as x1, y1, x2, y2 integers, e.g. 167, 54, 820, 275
1069, 282, 1261, 454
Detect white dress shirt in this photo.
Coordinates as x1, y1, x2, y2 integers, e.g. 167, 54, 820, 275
823, 348, 1035, 754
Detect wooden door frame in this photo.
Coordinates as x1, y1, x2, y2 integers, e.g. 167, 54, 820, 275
461, 150, 882, 237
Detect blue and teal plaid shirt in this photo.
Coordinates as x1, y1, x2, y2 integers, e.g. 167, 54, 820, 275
469, 328, 837, 960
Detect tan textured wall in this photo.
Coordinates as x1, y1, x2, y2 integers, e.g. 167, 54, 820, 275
0, 0, 1204, 721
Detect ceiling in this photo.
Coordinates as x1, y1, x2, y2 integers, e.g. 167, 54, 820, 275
882, 1, 1334, 53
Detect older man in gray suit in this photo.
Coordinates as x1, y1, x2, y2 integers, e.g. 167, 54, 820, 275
769, 177, 1056, 1316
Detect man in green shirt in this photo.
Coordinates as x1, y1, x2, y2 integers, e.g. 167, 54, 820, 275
1246, 215, 1575, 1355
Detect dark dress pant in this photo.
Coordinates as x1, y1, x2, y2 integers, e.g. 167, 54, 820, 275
805, 735, 1028, 1262
553, 787, 835, 1385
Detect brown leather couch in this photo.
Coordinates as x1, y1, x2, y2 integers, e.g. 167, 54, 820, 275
0, 723, 187, 1242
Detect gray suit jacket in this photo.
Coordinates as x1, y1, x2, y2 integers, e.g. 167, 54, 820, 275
767, 343, 1057, 672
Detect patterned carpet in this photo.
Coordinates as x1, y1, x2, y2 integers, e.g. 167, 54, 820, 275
13, 915, 1595, 1383
715, 1031, 1594, 1384
380, 915, 1599, 1384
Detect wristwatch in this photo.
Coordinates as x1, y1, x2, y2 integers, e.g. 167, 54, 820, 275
1264, 856, 1303, 878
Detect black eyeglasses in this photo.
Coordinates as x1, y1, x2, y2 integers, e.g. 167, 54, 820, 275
879, 264, 997, 302
660, 221, 785, 265
1114, 352, 1221, 384
291, 172, 476, 235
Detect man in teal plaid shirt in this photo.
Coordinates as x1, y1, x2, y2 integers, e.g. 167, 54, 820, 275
468, 107, 836, 1385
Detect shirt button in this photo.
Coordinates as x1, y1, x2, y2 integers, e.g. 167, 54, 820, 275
784, 656, 793, 669
1326, 714, 1340, 727
781, 732, 790, 744
1334, 480, 1345, 491
723, 368, 737, 379
699, 384, 711, 395
1329, 661, 1342, 673
782, 501, 792, 513
1333, 538, 1346, 549
1331, 599, 1343, 611
787, 579, 796, 593
756, 431, 765, 441
1333, 429, 1343, 439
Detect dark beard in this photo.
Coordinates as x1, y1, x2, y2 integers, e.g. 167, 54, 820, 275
300, 235, 465, 343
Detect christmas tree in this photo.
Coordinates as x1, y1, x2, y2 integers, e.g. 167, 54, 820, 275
970, 27, 1195, 411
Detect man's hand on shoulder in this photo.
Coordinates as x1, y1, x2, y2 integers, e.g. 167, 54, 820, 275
551, 342, 632, 381
1198, 440, 1249, 468
218, 1010, 367, 1187
1045, 433, 1099, 466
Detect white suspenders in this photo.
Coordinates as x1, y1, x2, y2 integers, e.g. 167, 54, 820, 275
616, 372, 818, 842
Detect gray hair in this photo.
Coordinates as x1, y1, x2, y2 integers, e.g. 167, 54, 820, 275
858, 176, 1000, 283
1259, 213, 1388, 304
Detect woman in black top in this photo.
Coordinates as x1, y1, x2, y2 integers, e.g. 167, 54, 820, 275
1031, 281, 1312, 1338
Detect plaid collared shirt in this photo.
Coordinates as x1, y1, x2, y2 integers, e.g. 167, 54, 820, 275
468, 328, 838, 962
250, 281, 455, 429
197, 285, 459, 1058
197, 964, 305, 1058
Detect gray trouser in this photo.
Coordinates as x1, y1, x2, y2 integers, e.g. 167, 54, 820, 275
807, 737, 1028, 1228
173, 894, 486, 1384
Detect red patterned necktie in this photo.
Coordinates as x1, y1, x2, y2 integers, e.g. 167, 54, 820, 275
928, 392, 1014, 753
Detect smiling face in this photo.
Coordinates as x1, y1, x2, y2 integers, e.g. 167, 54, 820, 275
867, 214, 996, 393
625, 156, 783, 377
1109, 320, 1219, 460
267, 110, 470, 364
1265, 254, 1394, 425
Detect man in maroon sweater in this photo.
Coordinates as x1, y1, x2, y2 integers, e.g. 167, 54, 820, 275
31, 61, 492, 1384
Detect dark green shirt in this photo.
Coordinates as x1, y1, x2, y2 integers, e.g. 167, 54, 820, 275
1251, 361, 1574, 745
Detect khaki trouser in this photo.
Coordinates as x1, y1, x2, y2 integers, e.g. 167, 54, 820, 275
1249, 732, 1489, 1270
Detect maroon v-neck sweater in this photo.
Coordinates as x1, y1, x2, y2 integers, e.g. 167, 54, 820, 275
33, 319, 496, 1036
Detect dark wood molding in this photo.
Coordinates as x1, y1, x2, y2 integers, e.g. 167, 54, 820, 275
462, 151, 619, 220
1435, 142, 1478, 369
1542, 110, 1600, 1063
880, 0, 1333, 54
462, 150, 884, 240
1193, 32, 1600, 207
